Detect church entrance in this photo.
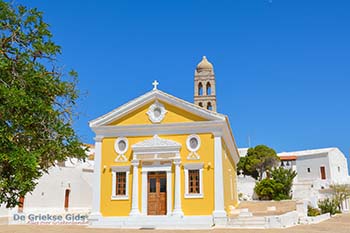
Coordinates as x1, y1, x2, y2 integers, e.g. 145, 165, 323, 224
147, 171, 167, 215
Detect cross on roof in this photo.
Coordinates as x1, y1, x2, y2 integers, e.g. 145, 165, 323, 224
152, 80, 159, 90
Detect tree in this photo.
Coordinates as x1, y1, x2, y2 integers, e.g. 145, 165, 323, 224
237, 145, 280, 180
329, 184, 350, 211
271, 167, 297, 200
254, 167, 297, 201
0, 1, 86, 208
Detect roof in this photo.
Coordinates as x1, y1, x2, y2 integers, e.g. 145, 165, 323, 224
278, 147, 337, 158
89, 89, 226, 127
279, 155, 297, 161
89, 87, 240, 164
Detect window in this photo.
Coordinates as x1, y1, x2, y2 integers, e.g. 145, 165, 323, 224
18, 196, 24, 213
207, 102, 212, 110
307, 168, 311, 173
188, 170, 200, 193
184, 163, 204, 198
338, 166, 341, 172
199, 102, 203, 107
116, 172, 126, 195
206, 82, 211, 95
111, 166, 130, 200
64, 189, 70, 210
198, 83, 203, 96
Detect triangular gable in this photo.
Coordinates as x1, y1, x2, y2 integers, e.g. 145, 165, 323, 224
89, 89, 226, 127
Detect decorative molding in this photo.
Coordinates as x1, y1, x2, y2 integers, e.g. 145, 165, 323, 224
111, 166, 130, 200
132, 135, 181, 153
111, 166, 130, 172
146, 100, 167, 123
92, 120, 240, 165
184, 163, 204, 199
114, 137, 128, 162
186, 134, 201, 160
94, 136, 104, 142
89, 89, 225, 128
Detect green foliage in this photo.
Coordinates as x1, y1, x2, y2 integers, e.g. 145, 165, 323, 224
307, 205, 321, 217
318, 198, 341, 215
329, 184, 350, 210
0, 1, 86, 207
254, 179, 277, 200
271, 167, 297, 200
254, 167, 297, 201
237, 145, 280, 180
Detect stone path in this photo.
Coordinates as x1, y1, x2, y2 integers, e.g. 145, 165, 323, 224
0, 213, 349, 233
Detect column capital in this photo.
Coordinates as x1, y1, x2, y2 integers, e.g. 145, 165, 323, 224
131, 159, 139, 166
94, 135, 104, 142
173, 159, 181, 165
213, 131, 223, 137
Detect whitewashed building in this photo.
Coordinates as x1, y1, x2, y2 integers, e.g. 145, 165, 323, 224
278, 148, 350, 210
278, 148, 349, 185
237, 147, 350, 211
0, 146, 95, 217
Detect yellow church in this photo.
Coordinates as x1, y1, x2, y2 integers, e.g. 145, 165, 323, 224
89, 56, 240, 228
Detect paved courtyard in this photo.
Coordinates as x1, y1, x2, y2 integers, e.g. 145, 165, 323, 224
0, 214, 349, 233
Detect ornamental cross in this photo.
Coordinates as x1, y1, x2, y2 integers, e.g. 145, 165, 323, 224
152, 80, 159, 90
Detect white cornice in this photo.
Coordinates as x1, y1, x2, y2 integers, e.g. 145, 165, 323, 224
91, 120, 240, 165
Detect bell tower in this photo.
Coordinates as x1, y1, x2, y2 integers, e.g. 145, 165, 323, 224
194, 56, 217, 112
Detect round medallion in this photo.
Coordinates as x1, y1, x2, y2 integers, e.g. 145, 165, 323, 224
114, 137, 128, 155
186, 135, 201, 152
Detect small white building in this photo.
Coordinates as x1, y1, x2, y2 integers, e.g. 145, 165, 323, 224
237, 147, 350, 210
0, 145, 95, 217
278, 148, 350, 186
278, 148, 350, 210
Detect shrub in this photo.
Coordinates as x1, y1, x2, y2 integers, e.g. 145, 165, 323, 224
254, 179, 276, 200
307, 205, 321, 217
254, 167, 297, 201
318, 198, 341, 215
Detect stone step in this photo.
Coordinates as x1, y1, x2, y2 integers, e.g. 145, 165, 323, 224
227, 217, 266, 229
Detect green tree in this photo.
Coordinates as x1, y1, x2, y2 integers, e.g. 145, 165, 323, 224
237, 145, 280, 180
254, 179, 278, 200
271, 167, 297, 200
254, 167, 297, 201
0, 1, 86, 208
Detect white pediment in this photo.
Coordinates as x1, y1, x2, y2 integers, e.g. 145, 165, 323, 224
132, 135, 181, 153
89, 89, 226, 128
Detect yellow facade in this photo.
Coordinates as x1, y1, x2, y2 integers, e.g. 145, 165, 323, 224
93, 91, 239, 219
100, 133, 216, 216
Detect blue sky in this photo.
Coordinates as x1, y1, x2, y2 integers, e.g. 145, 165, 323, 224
16, 1, 350, 162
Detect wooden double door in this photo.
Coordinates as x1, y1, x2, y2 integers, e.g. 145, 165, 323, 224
147, 172, 167, 215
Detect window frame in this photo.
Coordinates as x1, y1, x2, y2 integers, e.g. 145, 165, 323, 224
184, 163, 204, 199
111, 166, 130, 200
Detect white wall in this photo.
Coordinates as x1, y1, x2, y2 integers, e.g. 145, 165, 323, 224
237, 175, 256, 201
24, 165, 93, 210
328, 148, 349, 184
296, 153, 330, 183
